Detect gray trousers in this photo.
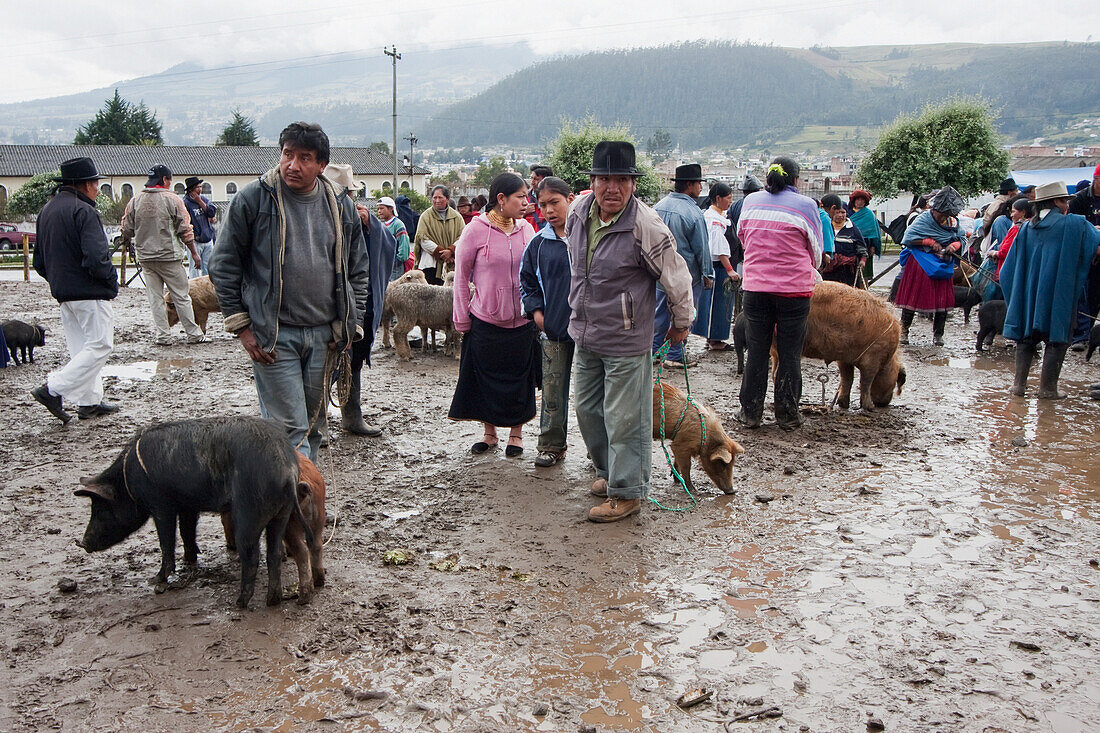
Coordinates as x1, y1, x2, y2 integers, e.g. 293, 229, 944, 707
140, 258, 203, 339
537, 337, 575, 454
253, 324, 330, 461
573, 347, 652, 500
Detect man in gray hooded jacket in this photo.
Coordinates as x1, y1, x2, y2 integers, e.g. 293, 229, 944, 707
210, 122, 369, 460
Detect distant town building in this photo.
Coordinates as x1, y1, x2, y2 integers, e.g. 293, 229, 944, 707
0, 144, 431, 210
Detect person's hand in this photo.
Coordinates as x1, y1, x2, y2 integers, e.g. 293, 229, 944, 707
355, 204, 370, 226
947, 241, 961, 253
190, 248, 201, 269
240, 327, 275, 363
703, 276, 714, 291
532, 311, 545, 332
439, 249, 454, 263
189, 190, 203, 204
858, 258, 866, 269
666, 325, 690, 345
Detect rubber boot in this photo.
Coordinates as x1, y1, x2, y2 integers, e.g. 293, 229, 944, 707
341, 370, 382, 436
932, 312, 947, 347
1011, 341, 1037, 396
900, 309, 914, 345
1037, 342, 1069, 400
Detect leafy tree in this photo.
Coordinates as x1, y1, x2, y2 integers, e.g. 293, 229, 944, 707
7, 170, 60, 216
367, 141, 390, 154
646, 128, 673, 162
472, 156, 510, 187
855, 98, 1009, 198
545, 117, 661, 203
439, 170, 463, 187
95, 193, 128, 224
216, 110, 260, 146
74, 89, 163, 145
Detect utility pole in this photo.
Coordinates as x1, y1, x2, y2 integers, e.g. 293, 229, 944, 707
404, 132, 417, 171
384, 45, 401, 193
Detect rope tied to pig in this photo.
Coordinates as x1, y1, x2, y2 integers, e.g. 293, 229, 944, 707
650, 339, 702, 513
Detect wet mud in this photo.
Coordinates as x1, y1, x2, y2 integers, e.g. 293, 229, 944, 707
1, 281, 1097, 731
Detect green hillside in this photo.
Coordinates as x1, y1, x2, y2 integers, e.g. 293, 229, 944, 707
420, 41, 1100, 150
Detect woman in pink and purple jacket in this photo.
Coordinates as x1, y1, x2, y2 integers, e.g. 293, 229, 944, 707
448, 173, 540, 456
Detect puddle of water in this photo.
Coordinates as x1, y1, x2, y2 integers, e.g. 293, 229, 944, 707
101, 359, 195, 381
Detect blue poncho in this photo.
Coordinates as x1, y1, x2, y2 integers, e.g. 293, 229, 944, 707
1000, 211, 1100, 344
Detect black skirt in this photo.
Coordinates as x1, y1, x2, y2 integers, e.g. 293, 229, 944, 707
448, 316, 540, 427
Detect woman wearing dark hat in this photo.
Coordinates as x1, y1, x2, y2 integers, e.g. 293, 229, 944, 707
1000, 181, 1100, 398
897, 186, 967, 346
846, 189, 880, 285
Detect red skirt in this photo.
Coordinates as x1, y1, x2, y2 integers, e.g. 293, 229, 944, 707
895, 262, 955, 313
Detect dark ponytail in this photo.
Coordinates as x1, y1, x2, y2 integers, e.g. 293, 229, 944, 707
763, 156, 800, 194
701, 181, 732, 209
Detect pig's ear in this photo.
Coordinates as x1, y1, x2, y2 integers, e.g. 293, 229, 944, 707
75, 478, 116, 501
297, 481, 312, 501
710, 447, 732, 465
729, 440, 746, 456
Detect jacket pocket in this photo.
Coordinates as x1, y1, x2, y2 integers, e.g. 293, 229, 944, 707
620, 292, 634, 331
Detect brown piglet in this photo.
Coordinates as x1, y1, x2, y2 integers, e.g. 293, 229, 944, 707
653, 382, 745, 494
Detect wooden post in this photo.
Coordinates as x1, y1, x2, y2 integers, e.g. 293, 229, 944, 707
119, 242, 126, 285
22, 233, 29, 281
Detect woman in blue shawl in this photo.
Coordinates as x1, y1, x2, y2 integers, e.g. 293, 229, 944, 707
847, 189, 881, 285
897, 186, 967, 345
1000, 182, 1100, 399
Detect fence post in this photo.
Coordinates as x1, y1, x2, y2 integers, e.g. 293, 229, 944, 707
22, 233, 29, 282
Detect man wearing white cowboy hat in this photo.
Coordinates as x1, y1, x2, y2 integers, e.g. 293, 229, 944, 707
1000, 180, 1100, 399
31, 157, 119, 422
323, 162, 397, 436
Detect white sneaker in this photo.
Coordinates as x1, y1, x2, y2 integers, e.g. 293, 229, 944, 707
186, 335, 210, 344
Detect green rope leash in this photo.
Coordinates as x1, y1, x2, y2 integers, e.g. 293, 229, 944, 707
650, 339, 706, 512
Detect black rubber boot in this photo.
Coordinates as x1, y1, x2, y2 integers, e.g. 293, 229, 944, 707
900, 309, 914, 345
1037, 342, 1069, 400
340, 370, 381, 436
932, 312, 947, 346
1011, 341, 1037, 396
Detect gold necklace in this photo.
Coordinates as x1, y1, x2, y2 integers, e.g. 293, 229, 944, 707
487, 209, 514, 231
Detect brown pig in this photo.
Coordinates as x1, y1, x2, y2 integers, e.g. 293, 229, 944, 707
166, 275, 220, 333
653, 381, 745, 494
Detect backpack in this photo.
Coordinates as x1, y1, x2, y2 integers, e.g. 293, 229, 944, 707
886, 213, 908, 245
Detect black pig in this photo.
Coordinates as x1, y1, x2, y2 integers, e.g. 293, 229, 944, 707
1087, 323, 1099, 362
732, 312, 746, 375
975, 300, 1007, 352
952, 287, 982, 324
75, 416, 309, 609
3, 319, 45, 364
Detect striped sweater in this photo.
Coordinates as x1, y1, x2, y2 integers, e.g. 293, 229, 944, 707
737, 186, 823, 295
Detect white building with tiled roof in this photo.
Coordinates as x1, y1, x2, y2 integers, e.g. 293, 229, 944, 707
0, 144, 430, 207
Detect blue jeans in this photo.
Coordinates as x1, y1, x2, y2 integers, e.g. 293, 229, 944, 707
653, 283, 702, 360
573, 347, 652, 500
253, 324, 330, 461
189, 241, 214, 278
537, 338, 575, 453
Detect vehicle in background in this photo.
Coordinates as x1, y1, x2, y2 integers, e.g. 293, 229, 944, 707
0, 223, 35, 250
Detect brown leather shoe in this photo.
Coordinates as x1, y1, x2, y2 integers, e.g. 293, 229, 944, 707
590, 478, 608, 497
588, 498, 641, 523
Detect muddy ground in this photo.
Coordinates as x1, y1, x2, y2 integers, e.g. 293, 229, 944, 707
1, 279, 1097, 732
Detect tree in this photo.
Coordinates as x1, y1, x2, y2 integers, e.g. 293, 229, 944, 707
855, 98, 1010, 198
646, 128, 673, 162
472, 156, 510, 187
73, 89, 163, 145
7, 171, 60, 216
367, 141, 390, 154
216, 110, 259, 146
371, 185, 430, 212
545, 117, 661, 202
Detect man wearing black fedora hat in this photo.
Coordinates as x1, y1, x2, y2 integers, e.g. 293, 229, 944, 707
653, 162, 713, 367
182, 176, 217, 278
565, 141, 694, 522
30, 157, 119, 422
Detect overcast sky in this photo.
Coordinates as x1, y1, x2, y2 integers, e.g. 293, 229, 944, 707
4, 0, 1097, 104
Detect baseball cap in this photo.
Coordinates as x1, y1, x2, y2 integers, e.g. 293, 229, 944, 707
378, 196, 396, 209
146, 164, 172, 185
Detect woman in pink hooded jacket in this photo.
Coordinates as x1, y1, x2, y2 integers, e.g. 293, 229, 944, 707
448, 173, 539, 456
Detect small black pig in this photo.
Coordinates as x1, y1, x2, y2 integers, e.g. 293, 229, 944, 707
3, 319, 45, 364
975, 300, 1007, 351
1086, 323, 1099, 362
732, 311, 747, 375
75, 416, 310, 609
952, 287, 983, 324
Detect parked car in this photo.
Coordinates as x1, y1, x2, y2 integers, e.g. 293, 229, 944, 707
0, 223, 34, 250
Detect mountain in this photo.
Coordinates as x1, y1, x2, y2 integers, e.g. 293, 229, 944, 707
0, 43, 540, 146
418, 41, 1100, 150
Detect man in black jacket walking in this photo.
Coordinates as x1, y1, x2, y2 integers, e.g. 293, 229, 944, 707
31, 157, 119, 422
